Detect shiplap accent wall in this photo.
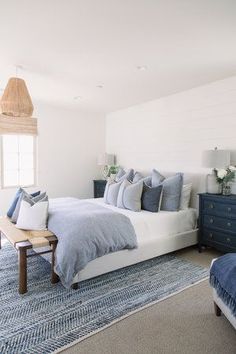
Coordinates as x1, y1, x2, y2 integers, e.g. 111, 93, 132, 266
106, 76, 236, 176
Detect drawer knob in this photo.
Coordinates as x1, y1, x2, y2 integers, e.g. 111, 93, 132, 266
227, 238, 231, 243
209, 233, 213, 238
210, 218, 214, 224
227, 222, 231, 227
209, 204, 214, 209
228, 207, 232, 212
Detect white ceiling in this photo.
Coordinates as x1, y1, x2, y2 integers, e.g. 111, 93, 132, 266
0, 0, 236, 114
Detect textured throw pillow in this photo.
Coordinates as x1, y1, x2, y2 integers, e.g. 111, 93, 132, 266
160, 173, 183, 211
115, 167, 126, 182
151, 169, 165, 187
104, 180, 122, 206
117, 179, 143, 212
180, 183, 192, 210
133, 172, 144, 183
11, 191, 46, 223
141, 184, 163, 212
7, 188, 40, 218
115, 168, 134, 183
16, 198, 49, 231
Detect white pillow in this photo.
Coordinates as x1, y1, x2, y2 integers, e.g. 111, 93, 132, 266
16, 200, 49, 230
180, 183, 192, 210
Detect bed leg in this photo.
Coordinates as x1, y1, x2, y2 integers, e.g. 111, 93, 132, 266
214, 302, 221, 316
72, 283, 79, 290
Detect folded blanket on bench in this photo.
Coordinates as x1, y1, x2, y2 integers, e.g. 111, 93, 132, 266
210, 253, 236, 316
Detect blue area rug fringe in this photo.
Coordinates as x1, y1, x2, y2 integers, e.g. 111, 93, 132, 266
0, 242, 209, 354
210, 274, 236, 316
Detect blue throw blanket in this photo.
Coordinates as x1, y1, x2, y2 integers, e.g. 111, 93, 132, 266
210, 253, 236, 316
48, 198, 137, 288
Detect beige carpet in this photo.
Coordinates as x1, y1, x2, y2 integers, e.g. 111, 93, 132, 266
60, 247, 236, 354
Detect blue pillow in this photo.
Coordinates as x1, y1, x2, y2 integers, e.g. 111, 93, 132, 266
141, 183, 163, 212
7, 188, 40, 218
160, 173, 183, 211
152, 169, 165, 187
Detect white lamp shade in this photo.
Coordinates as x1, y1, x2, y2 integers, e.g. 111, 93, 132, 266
202, 149, 230, 168
97, 153, 114, 166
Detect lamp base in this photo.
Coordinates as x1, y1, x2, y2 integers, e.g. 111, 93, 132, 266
101, 165, 109, 180
206, 174, 221, 194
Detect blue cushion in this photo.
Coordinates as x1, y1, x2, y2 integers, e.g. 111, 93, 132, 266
7, 188, 40, 218
152, 169, 165, 187
104, 181, 122, 206
141, 184, 163, 212
160, 173, 183, 211
116, 168, 134, 183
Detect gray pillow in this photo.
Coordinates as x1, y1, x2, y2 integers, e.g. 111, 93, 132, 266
160, 173, 183, 211
143, 175, 152, 187
104, 181, 122, 206
141, 184, 163, 212
152, 169, 165, 187
115, 168, 125, 182
133, 172, 144, 183
11, 191, 47, 223
117, 179, 143, 212
115, 168, 134, 183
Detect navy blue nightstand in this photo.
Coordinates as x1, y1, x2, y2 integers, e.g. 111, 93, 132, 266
199, 193, 236, 253
93, 180, 107, 198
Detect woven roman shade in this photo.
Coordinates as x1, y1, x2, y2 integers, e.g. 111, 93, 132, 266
0, 114, 37, 135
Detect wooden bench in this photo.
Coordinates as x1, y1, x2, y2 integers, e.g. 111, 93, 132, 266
0, 217, 59, 294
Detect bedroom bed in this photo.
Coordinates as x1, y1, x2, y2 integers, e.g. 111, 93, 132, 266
69, 198, 198, 285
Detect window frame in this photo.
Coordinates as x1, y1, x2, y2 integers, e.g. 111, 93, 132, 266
0, 134, 37, 189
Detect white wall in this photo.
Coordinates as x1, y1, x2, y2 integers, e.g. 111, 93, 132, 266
106, 76, 236, 174
0, 103, 105, 214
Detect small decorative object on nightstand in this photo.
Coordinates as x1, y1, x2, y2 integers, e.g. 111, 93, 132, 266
199, 193, 236, 253
93, 180, 107, 198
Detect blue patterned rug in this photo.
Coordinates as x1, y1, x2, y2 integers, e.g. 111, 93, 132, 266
0, 241, 208, 354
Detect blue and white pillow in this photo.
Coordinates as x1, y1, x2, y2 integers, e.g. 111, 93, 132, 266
7, 188, 40, 218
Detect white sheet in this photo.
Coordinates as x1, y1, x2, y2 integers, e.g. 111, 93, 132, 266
87, 198, 197, 246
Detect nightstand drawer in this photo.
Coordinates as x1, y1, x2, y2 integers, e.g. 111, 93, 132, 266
203, 214, 236, 232
203, 228, 236, 247
203, 200, 236, 218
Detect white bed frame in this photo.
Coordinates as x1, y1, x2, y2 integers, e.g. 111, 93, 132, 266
73, 228, 198, 283
213, 289, 236, 329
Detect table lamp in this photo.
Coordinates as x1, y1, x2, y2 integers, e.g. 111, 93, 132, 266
202, 147, 230, 193
97, 153, 115, 179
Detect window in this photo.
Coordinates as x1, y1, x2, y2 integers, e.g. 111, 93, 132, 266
1, 135, 36, 188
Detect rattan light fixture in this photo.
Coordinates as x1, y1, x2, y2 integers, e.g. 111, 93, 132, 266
1, 77, 34, 117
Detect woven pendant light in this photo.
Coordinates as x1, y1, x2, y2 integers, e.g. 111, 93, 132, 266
0, 77, 34, 117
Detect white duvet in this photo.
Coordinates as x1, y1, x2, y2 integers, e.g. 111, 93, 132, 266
87, 198, 197, 247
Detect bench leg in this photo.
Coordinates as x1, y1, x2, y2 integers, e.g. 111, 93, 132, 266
51, 241, 59, 284
214, 302, 221, 317
18, 247, 27, 294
